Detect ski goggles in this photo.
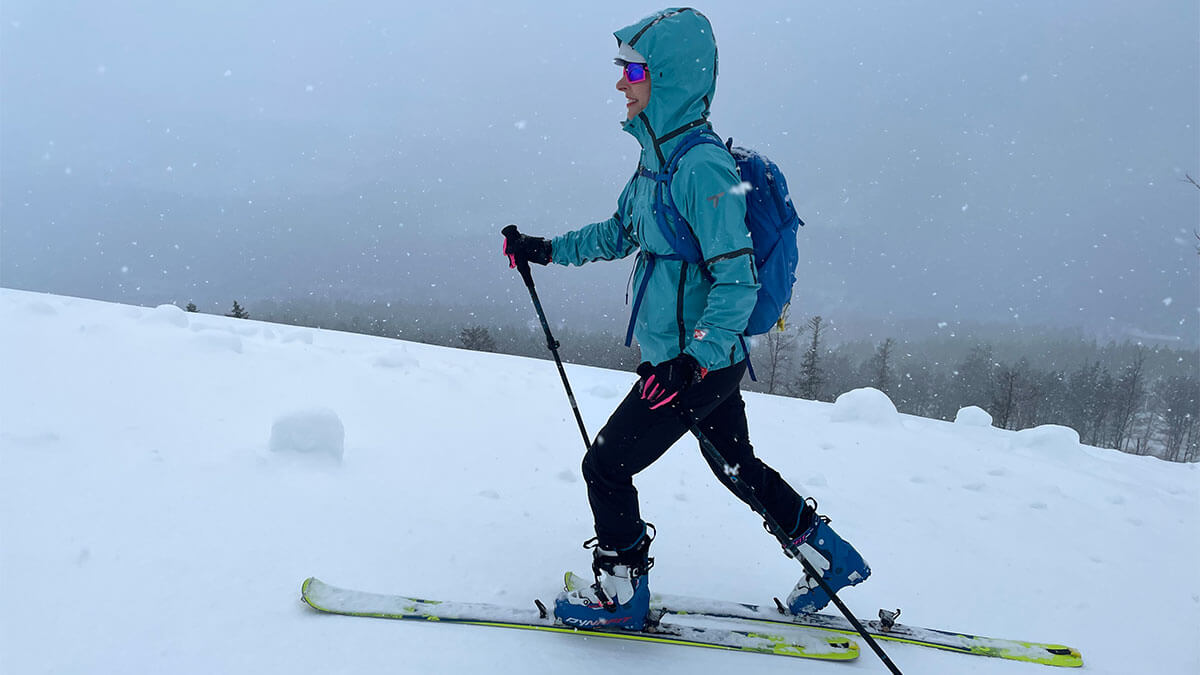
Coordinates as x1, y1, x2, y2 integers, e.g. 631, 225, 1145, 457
616, 60, 649, 83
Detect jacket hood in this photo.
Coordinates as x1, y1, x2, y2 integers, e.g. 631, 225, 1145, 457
615, 8, 718, 168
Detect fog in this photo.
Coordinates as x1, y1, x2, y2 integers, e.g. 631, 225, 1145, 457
2, 1, 1197, 345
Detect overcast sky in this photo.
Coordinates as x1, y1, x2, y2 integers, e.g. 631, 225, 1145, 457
2, 1, 1197, 345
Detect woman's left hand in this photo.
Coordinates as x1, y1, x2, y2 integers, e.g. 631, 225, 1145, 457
636, 354, 706, 410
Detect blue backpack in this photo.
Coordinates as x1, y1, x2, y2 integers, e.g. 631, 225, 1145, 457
625, 127, 804, 374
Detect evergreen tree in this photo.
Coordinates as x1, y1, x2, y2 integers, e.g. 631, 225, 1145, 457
460, 325, 497, 352
820, 351, 856, 403
918, 366, 956, 420
1007, 358, 1042, 430
952, 344, 996, 411
797, 316, 826, 400
225, 301, 250, 319
1031, 369, 1070, 428
864, 338, 896, 396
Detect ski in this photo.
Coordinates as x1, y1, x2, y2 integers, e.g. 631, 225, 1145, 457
301, 577, 858, 662
566, 572, 1082, 668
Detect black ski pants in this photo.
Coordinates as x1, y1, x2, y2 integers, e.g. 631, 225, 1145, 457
581, 360, 809, 551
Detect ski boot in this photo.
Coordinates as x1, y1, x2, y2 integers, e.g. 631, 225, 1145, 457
555, 524, 654, 630
785, 501, 870, 614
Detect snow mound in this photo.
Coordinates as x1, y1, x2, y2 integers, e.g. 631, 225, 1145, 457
829, 387, 898, 425
269, 408, 345, 462
955, 405, 993, 426
141, 303, 190, 328
1010, 424, 1082, 455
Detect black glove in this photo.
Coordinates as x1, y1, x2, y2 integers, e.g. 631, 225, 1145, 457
502, 225, 553, 268
636, 354, 706, 410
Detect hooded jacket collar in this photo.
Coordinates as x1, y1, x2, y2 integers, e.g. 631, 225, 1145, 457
615, 8, 718, 171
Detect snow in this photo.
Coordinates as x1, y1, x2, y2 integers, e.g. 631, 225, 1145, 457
830, 387, 898, 426
1, 287, 1198, 674
269, 409, 345, 462
143, 303, 189, 328
955, 405, 993, 426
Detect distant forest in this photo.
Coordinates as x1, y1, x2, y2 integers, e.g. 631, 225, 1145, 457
239, 297, 1199, 464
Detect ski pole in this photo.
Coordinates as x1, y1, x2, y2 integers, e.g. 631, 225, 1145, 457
693, 419, 901, 674
639, 367, 901, 673
503, 225, 592, 453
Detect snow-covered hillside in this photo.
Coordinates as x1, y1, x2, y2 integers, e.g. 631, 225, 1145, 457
2, 288, 1197, 674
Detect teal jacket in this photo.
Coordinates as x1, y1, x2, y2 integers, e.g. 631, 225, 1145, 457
551, 8, 758, 371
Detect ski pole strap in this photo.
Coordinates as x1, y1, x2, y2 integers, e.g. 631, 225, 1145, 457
501, 225, 537, 290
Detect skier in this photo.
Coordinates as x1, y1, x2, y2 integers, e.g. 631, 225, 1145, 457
502, 8, 870, 631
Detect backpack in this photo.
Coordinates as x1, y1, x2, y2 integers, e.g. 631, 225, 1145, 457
624, 127, 804, 369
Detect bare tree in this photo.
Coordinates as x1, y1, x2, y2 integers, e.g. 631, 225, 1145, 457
1107, 349, 1146, 450
991, 360, 1027, 430
1157, 375, 1199, 461
760, 325, 802, 395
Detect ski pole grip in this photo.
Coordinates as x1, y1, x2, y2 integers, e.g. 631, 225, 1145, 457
501, 225, 536, 288
636, 362, 654, 378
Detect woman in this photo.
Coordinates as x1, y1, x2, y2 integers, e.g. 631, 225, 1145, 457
503, 8, 869, 630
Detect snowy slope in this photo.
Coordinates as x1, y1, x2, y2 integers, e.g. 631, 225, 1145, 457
2, 288, 1197, 674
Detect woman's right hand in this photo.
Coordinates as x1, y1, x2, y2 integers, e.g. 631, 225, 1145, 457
502, 225, 553, 268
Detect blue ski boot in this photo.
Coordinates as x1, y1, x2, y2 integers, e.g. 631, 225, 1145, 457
785, 503, 870, 614
555, 526, 653, 630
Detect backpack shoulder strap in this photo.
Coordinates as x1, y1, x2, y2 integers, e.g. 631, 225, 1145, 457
652, 128, 728, 263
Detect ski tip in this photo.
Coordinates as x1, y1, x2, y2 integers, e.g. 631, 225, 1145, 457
300, 577, 320, 610
300, 577, 332, 610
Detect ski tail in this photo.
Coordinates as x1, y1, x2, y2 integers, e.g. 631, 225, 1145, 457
564, 571, 1082, 668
